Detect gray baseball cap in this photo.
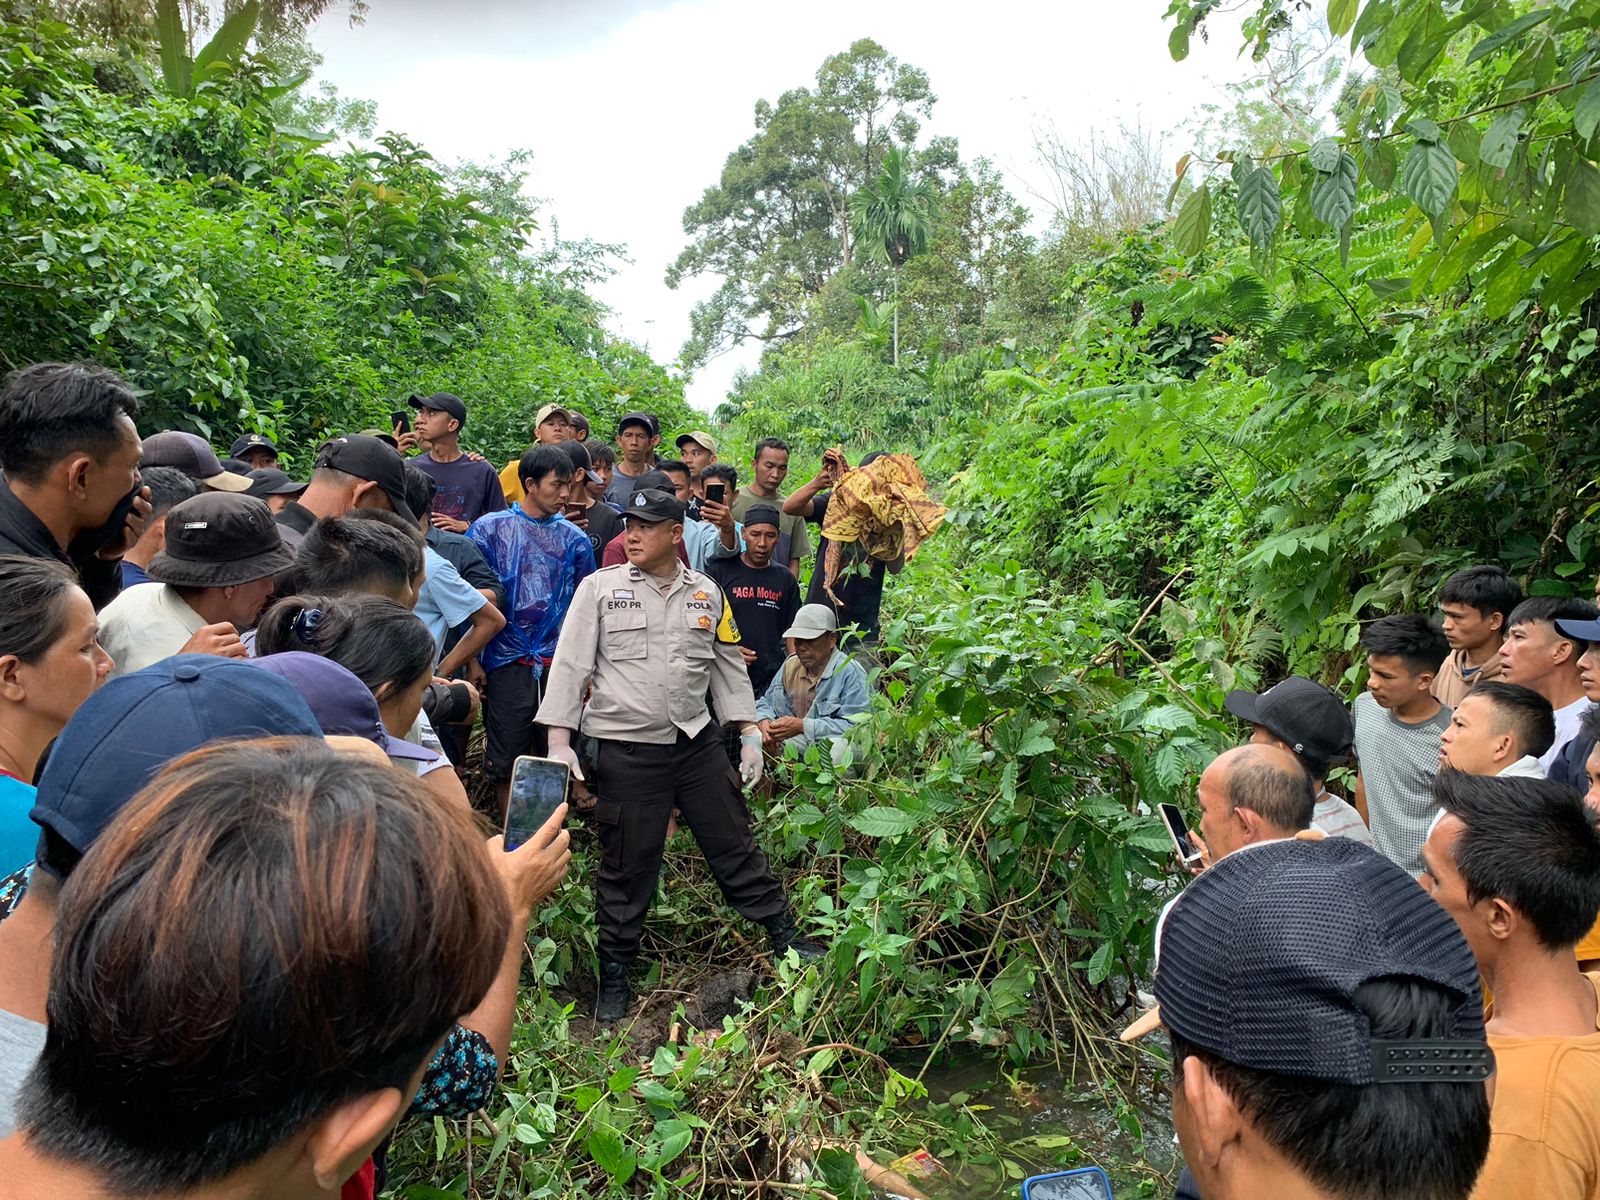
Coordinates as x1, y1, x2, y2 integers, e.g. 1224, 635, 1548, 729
781, 604, 839, 640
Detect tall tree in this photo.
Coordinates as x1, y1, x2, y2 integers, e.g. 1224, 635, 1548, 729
666, 39, 935, 369
849, 147, 935, 365
901, 159, 1035, 355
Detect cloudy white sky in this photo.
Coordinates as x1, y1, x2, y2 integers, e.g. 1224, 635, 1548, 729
308, 1, 1254, 411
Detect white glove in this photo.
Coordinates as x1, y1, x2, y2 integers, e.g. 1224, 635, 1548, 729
739, 733, 764, 791
546, 732, 585, 783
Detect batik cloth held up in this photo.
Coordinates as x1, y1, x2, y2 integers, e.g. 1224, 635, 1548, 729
819, 453, 945, 605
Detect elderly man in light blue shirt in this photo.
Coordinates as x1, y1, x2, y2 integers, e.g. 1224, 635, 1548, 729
756, 604, 870, 755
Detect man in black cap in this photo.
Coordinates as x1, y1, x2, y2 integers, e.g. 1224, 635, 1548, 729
1225, 676, 1371, 844
243, 467, 307, 514
139, 432, 253, 493
407, 392, 506, 532
706, 504, 801, 697
229, 433, 279, 471
97, 493, 293, 675
274, 434, 410, 548
1141, 837, 1492, 1200
0, 362, 152, 611
604, 412, 660, 507
541, 487, 823, 1023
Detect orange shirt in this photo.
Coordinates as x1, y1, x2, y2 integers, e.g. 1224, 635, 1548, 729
1577, 917, 1600, 967
499, 459, 524, 506
1473, 972, 1600, 1199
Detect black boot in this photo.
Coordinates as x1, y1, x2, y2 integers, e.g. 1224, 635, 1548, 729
764, 913, 826, 961
595, 959, 632, 1022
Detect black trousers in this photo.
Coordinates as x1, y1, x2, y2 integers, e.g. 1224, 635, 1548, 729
482, 662, 546, 779
591, 723, 788, 963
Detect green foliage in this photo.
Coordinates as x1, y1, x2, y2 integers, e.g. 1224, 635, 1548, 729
0, 13, 691, 461
666, 39, 940, 368
1162, 0, 1600, 312
386, 554, 1195, 1198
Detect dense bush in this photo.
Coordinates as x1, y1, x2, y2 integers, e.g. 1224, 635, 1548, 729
0, 14, 693, 464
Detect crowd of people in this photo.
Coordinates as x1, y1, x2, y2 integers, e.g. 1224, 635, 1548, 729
0, 361, 908, 1199
0, 359, 1597, 1200
1129, 560, 1600, 1199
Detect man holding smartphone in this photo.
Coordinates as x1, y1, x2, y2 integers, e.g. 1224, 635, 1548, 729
540, 488, 823, 1024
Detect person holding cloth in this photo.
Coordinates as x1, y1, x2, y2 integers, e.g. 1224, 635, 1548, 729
540, 488, 823, 1024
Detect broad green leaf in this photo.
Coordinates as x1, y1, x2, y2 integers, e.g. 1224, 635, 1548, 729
1566, 158, 1600, 237
1310, 152, 1359, 229
1169, 19, 1191, 61
648, 1124, 693, 1171
1366, 139, 1399, 189
1446, 120, 1480, 168
1143, 703, 1197, 732
1084, 940, 1116, 986
155, 0, 190, 97
1402, 139, 1458, 217
847, 806, 920, 838
607, 1066, 641, 1095
1463, 8, 1555, 66
1238, 167, 1281, 250
1171, 182, 1212, 256
1350, 0, 1394, 52
194, 0, 259, 74
817, 1147, 872, 1200
1327, 0, 1359, 37
586, 1126, 636, 1184
1128, 825, 1178, 853
1479, 108, 1523, 171
1366, 276, 1413, 297
637, 1080, 680, 1107
1308, 137, 1342, 173
1575, 80, 1600, 143
1407, 116, 1442, 144
1396, 2, 1451, 82
986, 957, 1035, 1020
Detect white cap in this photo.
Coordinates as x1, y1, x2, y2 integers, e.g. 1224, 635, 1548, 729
781, 603, 839, 640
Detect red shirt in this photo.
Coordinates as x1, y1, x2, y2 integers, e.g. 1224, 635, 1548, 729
341, 1159, 375, 1200
600, 532, 688, 569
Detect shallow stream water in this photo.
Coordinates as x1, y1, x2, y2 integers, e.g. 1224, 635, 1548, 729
904, 1052, 1178, 1200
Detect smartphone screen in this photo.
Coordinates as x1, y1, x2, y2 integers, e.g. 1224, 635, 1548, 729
390, 410, 411, 434
504, 756, 570, 851
705, 482, 726, 505
1158, 802, 1201, 866
1023, 1169, 1114, 1200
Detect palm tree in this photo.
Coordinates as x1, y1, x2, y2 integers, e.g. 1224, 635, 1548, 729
849, 147, 934, 366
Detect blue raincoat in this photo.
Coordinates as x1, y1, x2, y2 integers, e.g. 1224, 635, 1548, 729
467, 505, 595, 673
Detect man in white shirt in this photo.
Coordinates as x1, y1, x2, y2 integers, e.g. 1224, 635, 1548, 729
1498, 596, 1596, 772
1438, 681, 1554, 779
97, 493, 290, 675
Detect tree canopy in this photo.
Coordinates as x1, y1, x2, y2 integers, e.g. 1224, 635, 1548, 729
665, 38, 940, 368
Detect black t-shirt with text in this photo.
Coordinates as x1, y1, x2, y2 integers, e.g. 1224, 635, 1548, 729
706, 557, 802, 696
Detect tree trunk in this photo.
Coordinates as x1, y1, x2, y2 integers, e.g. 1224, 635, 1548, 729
892, 263, 900, 366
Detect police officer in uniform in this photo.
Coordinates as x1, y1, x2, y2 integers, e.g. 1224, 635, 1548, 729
541, 488, 824, 1021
